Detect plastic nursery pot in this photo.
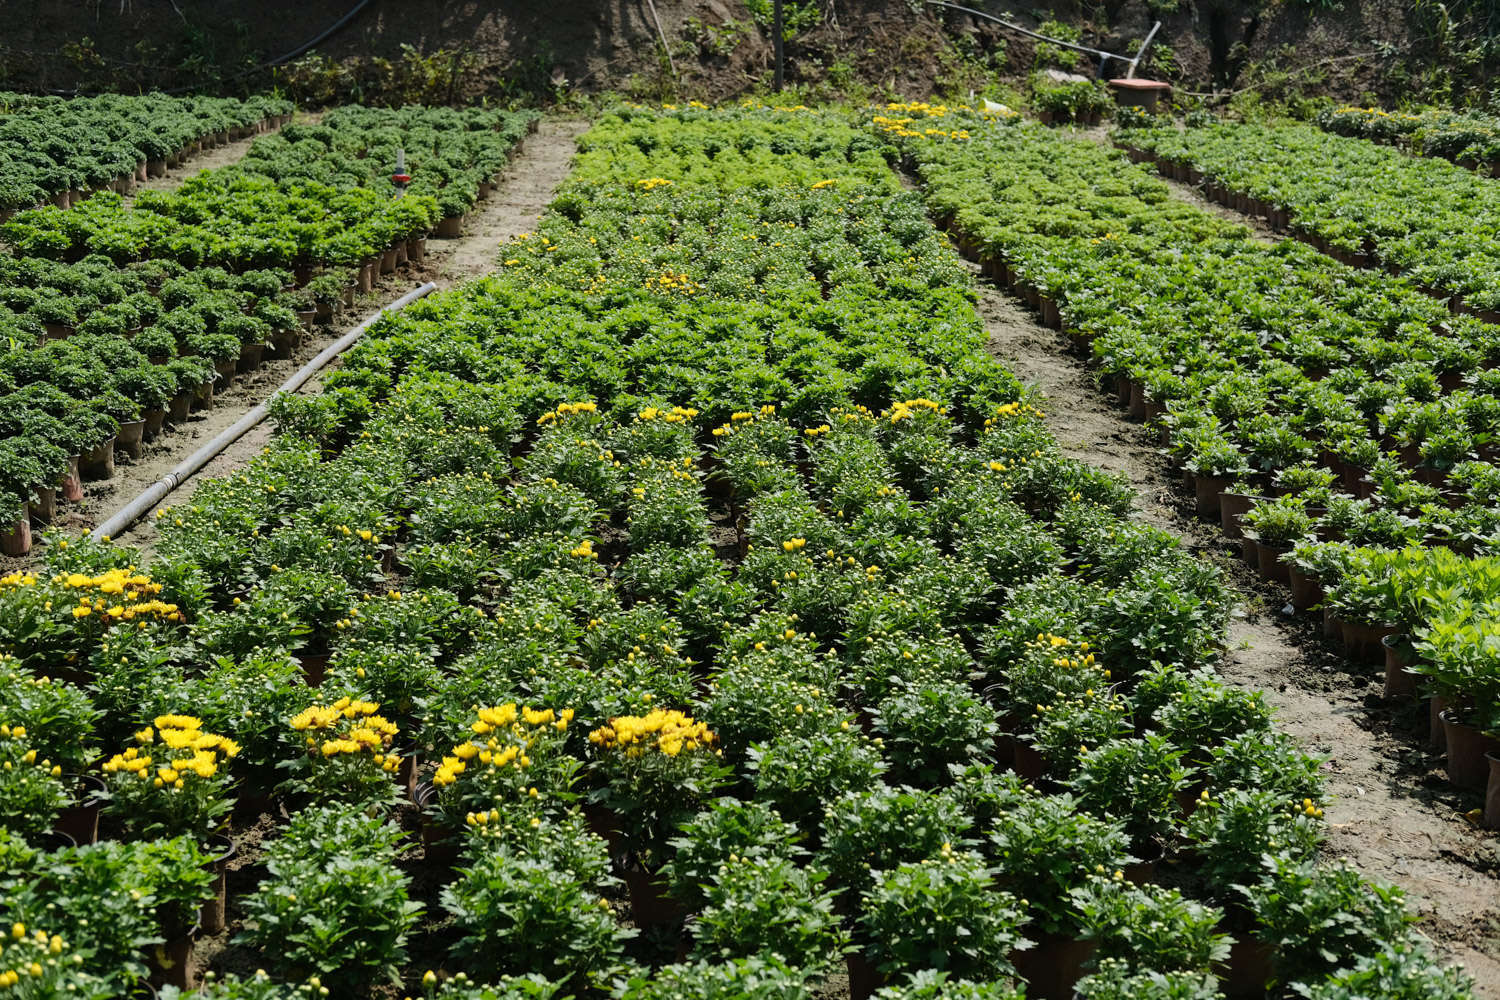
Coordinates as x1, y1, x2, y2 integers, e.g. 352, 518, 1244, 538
1287, 566, 1323, 611
213, 359, 237, 390
1219, 491, 1257, 540
1430, 694, 1451, 752
357, 262, 377, 293
147, 918, 199, 991
1340, 620, 1397, 667
297, 652, 329, 687
54, 774, 106, 846
434, 213, 465, 239
168, 391, 194, 425
0, 510, 31, 557
295, 309, 316, 330
1123, 839, 1164, 885
380, 248, 399, 275
192, 379, 216, 412
142, 408, 167, 442
395, 749, 421, 801
1255, 541, 1292, 585
1216, 934, 1273, 999
28, 486, 57, 525
1485, 752, 1500, 830
268, 330, 298, 359
1193, 475, 1232, 519
199, 834, 237, 935
1010, 737, 1047, 780
59, 455, 84, 502
42, 322, 72, 341
412, 781, 459, 865
236, 342, 265, 375
1381, 634, 1419, 700
406, 236, 427, 261
617, 856, 685, 929
116, 419, 147, 460
1011, 935, 1097, 1000
395, 242, 410, 267
80, 437, 117, 481
845, 952, 886, 1000
1440, 709, 1500, 791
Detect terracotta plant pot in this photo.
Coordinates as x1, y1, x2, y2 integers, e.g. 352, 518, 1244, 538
54, 774, 105, 845
116, 419, 146, 459
1381, 634, 1419, 700
80, 437, 116, 481
1485, 752, 1500, 829
0, 513, 31, 557
1011, 934, 1098, 1000
1441, 709, 1499, 790
199, 834, 236, 935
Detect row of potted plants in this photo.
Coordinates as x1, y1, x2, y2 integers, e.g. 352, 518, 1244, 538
0, 91, 295, 215
1115, 117, 1500, 313
0, 102, 1469, 998
1316, 104, 1500, 174
889, 105, 1500, 840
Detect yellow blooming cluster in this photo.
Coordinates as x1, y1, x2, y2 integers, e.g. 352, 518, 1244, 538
986, 401, 1046, 424
569, 539, 599, 560
1, 567, 184, 626
710, 404, 778, 438
432, 703, 576, 789
636, 406, 699, 424
872, 101, 1012, 139
0, 923, 71, 989
886, 398, 945, 424
536, 400, 599, 426
0, 724, 61, 779
103, 715, 239, 789
644, 269, 703, 295
636, 177, 675, 191
810, 179, 838, 190
588, 709, 718, 759
290, 697, 400, 770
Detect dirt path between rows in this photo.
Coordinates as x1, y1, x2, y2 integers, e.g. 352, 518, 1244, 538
968, 246, 1500, 991
113, 118, 587, 555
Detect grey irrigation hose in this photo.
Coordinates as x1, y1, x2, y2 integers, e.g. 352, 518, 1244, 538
90, 281, 437, 542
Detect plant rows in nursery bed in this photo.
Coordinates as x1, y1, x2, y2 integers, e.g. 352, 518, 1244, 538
1116, 116, 1500, 315
889, 104, 1500, 826
0, 102, 1472, 1000
0, 105, 539, 555
1316, 105, 1500, 173
0, 91, 294, 216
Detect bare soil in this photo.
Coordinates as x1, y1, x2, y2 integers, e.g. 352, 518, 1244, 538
970, 264, 1500, 994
